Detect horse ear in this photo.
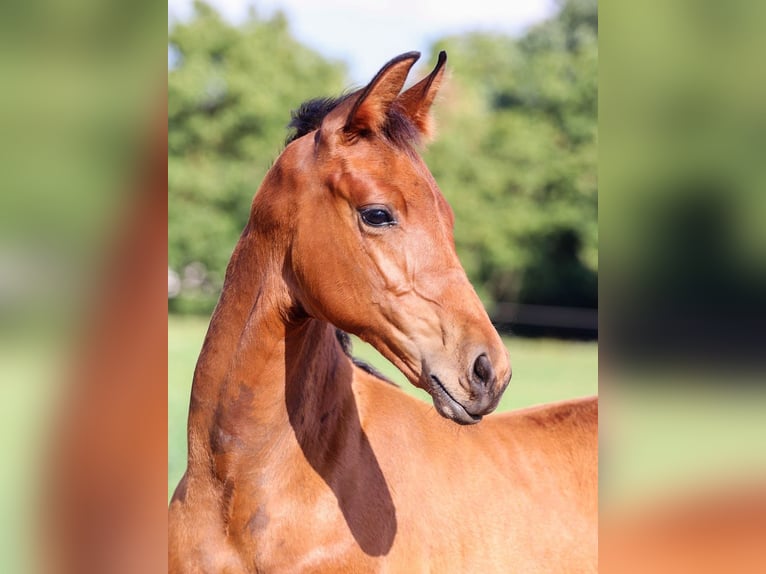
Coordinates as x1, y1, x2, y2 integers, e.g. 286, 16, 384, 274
344, 51, 420, 137
394, 51, 447, 140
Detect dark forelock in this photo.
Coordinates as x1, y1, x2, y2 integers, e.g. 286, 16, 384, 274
286, 90, 420, 149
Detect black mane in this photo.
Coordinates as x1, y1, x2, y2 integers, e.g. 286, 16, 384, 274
286, 91, 420, 149
286, 94, 353, 144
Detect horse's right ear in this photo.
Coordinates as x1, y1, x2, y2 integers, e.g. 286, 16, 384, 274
394, 51, 447, 141
344, 52, 420, 138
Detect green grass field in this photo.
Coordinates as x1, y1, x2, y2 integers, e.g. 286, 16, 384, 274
168, 315, 598, 498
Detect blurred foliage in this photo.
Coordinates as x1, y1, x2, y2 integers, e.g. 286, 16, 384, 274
425, 0, 597, 309
600, 0, 766, 367
0, 0, 166, 570
1, 0, 161, 329
168, 1, 346, 309
168, 0, 598, 315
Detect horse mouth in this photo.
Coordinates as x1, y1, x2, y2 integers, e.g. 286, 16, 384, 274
428, 374, 483, 425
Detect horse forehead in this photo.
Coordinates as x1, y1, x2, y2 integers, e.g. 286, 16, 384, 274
333, 144, 441, 203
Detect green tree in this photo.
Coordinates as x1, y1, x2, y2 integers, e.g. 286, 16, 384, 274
168, 1, 345, 312
424, 0, 597, 314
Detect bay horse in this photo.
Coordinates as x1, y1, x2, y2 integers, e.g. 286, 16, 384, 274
169, 51, 598, 573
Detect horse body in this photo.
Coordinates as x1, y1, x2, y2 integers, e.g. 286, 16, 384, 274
169, 51, 597, 573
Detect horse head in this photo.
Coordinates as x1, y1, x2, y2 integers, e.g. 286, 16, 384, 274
258, 51, 511, 424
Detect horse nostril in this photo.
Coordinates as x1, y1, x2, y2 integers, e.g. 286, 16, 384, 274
472, 353, 494, 388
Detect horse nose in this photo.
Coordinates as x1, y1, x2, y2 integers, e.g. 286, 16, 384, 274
471, 353, 495, 392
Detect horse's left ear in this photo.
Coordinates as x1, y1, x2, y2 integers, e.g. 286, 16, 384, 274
344, 51, 420, 137
394, 51, 447, 140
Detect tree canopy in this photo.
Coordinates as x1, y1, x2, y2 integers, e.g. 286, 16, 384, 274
424, 0, 597, 311
168, 2, 346, 311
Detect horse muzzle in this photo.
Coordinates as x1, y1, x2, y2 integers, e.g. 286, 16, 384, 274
422, 355, 512, 425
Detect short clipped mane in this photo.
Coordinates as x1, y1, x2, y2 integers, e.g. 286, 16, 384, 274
286, 94, 352, 144
286, 90, 420, 149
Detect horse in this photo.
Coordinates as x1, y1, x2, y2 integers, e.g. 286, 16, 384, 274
168, 51, 598, 573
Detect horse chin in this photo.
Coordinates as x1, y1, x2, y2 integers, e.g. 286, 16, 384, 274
425, 373, 483, 426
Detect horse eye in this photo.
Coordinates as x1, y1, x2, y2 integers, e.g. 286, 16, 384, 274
359, 207, 395, 227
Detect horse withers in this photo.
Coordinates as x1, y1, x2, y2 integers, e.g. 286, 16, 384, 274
169, 51, 598, 573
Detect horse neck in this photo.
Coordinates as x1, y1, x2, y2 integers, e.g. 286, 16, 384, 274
186, 222, 355, 477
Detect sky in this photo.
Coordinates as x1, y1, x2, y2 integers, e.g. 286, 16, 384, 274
168, 0, 555, 83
